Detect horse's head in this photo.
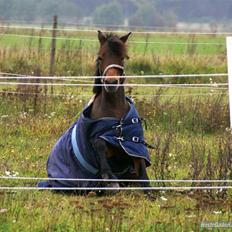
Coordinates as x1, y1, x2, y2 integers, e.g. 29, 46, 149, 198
93, 31, 131, 94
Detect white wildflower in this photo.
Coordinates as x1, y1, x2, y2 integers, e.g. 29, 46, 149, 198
1, 115, 8, 119
50, 112, 56, 117
169, 153, 173, 157
5, 171, 11, 176
12, 171, 19, 177
160, 196, 168, 201
19, 112, 28, 119
186, 214, 196, 218
0, 209, 7, 213
213, 211, 222, 214
212, 82, 218, 87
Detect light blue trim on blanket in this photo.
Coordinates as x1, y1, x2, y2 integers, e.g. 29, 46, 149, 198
71, 124, 98, 175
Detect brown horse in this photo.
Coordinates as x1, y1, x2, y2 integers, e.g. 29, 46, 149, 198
40, 31, 153, 197
90, 31, 152, 193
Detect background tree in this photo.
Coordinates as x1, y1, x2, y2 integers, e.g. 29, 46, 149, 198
93, 1, 124, 25
0, 0, 232, 25
37, 0, 82, 23
129, 3, 176, 27
0, 0, 82, 23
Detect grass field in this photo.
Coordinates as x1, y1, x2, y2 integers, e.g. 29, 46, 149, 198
0, 27, 232, 231
0, 28, 227, 55
0, 27, 228, 79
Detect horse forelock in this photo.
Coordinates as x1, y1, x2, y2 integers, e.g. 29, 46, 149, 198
106, 34, 126, 57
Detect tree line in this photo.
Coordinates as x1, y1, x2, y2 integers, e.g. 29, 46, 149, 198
0, 0, 232, 27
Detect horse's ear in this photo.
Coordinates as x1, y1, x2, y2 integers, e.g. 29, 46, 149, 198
98, 30, 107, 45
120, 32, 132, 43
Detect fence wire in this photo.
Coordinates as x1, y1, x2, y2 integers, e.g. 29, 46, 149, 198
1, 24, 232, 36
0, 186, 232, 191
0, 73, 228, 79
0, 91, 228, 98
1, 176, 232, 183
0, 32, 226, 45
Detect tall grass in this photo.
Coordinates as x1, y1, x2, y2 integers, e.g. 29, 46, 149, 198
0, 46, 227, 86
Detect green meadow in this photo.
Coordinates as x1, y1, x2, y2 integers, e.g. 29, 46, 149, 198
0, 27, 227, 54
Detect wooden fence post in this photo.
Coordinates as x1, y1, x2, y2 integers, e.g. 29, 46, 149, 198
49, 15, 57, 94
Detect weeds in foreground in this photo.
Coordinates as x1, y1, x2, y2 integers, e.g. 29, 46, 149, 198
0, 93, 232, 231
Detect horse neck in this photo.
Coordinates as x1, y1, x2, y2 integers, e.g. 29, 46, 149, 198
100, 86, 126, 108
91, 87, 129, 119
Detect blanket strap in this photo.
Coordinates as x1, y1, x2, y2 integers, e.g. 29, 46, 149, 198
71, 124, 99, 175
113, 118, 155, 149
130, 136, 155, 149
143, 141, 155, 149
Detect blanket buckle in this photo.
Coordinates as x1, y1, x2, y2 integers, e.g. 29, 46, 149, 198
132, 118, 139, 124
132, 136, 140, 143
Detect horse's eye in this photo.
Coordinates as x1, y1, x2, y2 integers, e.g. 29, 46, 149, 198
97, 57, 103, 62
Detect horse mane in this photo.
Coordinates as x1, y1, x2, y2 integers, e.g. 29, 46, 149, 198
92, 33, 127, 95
92, 59, 102, 95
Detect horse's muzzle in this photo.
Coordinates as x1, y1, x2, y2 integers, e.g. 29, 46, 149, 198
101, 64, 125, 93
103, 78, 120, 93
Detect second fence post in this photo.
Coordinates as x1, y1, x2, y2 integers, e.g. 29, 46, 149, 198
49, 15, 57, 94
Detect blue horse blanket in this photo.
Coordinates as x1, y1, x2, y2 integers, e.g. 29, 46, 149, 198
39, 96, 150, 188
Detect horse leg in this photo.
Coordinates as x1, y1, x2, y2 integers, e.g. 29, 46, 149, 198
92, 139, 119, 188
133, 158, 155, 200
